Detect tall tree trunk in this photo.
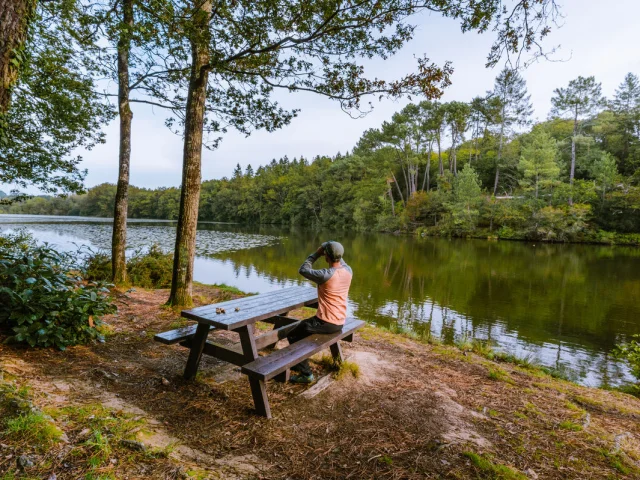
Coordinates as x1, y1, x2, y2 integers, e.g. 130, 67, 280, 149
568, 113, 578, 205
437, 136, 443, 176
387, 180, 395, 216
0, 0, 34, 112
493, 120, 505, 195
451, 134, 457, 176
422, 143, 432, 191
111, 0, 134, 285
400, 163, 409, 200
167, 0, 211, 307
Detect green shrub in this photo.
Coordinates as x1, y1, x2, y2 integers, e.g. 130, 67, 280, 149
85, 245, 173, 288
0, 243, 116, 349
613, 335, 640, 381
85, 252, 112, 282
127, 245, 173, 288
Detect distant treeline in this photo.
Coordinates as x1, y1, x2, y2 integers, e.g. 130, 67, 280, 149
3, 71, 640, 244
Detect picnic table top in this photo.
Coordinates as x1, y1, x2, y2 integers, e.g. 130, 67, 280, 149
181, 285, 318, 330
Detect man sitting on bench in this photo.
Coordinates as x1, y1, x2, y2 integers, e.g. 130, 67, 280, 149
287, 241, 353, 384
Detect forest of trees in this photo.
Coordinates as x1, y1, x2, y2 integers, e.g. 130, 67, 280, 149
5, 69, 640, 244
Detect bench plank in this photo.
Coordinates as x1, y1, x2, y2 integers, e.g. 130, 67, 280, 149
241, 319, 364, 381
154, 325, 198, 345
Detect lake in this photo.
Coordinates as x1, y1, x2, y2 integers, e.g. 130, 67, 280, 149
2, 214, 639, 387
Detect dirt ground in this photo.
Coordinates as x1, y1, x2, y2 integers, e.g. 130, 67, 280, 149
1, 285, 640, 479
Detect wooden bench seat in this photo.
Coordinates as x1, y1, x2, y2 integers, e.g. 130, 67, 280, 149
154, 325, 199, 345
242, 318, 364, 380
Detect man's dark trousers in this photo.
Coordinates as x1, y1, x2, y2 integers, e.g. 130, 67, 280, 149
286, 316, 343, 376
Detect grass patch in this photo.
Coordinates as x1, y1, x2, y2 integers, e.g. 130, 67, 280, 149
50, 404, 147, 472
487, 367, 513, 384
558, 420, 583, 431
168, 318, 188, 329
4, 411, 63, 449
317, 355, 360, 380
205, 282, 249, 295
335, 361, 360, 380
463, 452, 527, 479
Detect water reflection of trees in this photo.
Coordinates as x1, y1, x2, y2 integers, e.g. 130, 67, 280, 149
217, 233, 640, 372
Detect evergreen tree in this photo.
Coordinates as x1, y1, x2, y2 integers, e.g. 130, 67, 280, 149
451, 164, 482, 231
610, 73, 640, 175
519, 130, 559, 198
443, 101, 471, 176
489, 68, 533, 195
591, 152, 619, 201
550, 76, 605, 200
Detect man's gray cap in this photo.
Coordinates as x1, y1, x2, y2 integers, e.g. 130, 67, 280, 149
323, 241, 344, 261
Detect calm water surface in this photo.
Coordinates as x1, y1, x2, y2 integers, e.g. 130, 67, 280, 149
2, 214, 640, 387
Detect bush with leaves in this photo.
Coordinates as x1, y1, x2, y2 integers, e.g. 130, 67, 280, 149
85, 245, 173, 289
0, 241, 115, 350
127, 245, 173, 288
614, 335, 640, 381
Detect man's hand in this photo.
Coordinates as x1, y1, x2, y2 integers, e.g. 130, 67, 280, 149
316, 245, 325, 256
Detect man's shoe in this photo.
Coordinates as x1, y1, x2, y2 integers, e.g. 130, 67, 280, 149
290, 373, 315, 384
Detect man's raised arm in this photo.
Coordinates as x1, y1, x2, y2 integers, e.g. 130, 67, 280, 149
298, 249, 332, 285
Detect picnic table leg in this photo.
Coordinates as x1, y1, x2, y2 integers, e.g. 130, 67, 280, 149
184, 323, 210, 380
249, 378, 272, 418
237, 324, 258, 361
237, 325, 272, 418
330, 342, 344, 364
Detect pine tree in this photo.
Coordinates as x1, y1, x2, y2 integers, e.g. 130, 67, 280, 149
519, 130, 559, 199
550, 76, 605, 201
590, 152, 618, 201
443, 101, 470, 176
452, 164, 482, 231
489, 68, 533, 194
610, 73, 640, 175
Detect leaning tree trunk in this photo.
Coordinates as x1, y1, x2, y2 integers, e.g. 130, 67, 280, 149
422, 143, 432, 191
111, 0, 133, 285
387, 180, 395, 216
167, 0, 211, 307
0, 0, 35, 112
391, 172, 405, 206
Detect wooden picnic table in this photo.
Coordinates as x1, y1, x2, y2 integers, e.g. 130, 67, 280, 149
154, 286, 364, 417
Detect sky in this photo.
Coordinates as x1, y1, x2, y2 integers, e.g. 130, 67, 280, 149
5, 0, 640, 193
